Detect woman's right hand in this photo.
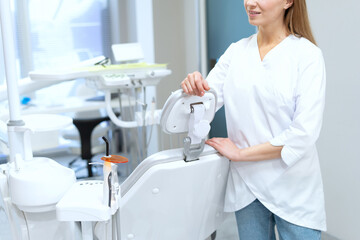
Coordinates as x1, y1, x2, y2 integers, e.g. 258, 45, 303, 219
181, 71, 210, 97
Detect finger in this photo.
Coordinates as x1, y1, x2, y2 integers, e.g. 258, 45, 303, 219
188, 74, 200, 96
206, 141, 224, 155
203, 79, 210, 91
206, 138, 220, 146
182, 82, 189, 94
206, 139, 218, 148
181, 79, 188, 94
194, 73, 205, 96
182, 77, 194, 95
185, 80, 194, 95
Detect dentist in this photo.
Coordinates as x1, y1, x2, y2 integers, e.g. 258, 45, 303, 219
181, 0, 326, 239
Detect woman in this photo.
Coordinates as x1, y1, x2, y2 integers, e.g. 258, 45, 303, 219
181, 0, 326, 239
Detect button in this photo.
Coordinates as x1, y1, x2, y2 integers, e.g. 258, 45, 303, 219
152, 188, 160, 194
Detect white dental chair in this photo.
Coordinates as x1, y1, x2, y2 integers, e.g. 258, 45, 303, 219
56, 89, 230, 240
119, 147, 229, 240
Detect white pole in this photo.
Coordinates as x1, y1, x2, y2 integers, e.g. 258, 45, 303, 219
199, 0, 208, 77
0, 0, 32, 164
0, 0, 23, 122
135, 0, 159, 156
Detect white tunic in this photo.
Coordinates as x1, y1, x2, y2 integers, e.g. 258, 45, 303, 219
206, 33, 327, 231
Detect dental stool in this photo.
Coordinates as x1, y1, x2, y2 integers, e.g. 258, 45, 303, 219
69, 115, 112, 178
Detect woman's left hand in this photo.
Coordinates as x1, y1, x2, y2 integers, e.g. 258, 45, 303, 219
206, 137, 242, 161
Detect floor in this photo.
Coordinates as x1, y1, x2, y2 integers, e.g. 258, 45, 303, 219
215, 213, 240, 240
0, 151, 340, 240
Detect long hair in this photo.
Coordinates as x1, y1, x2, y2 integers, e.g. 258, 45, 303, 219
284, 0, 316, 45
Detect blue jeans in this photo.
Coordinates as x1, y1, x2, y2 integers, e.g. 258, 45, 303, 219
235, 199, 321, 240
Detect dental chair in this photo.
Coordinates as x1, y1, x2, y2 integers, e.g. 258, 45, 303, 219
56, 89, 230, 240
118, 146, 229, 240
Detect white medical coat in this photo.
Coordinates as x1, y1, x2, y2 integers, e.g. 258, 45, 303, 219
207, 33, 327, 231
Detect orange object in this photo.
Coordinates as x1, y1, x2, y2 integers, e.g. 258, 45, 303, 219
101, 155, 129, 164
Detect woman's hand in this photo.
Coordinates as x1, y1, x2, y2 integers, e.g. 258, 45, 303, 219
181, 71, 210, 96
206, 137, 243, 161
207, 139, 284, 162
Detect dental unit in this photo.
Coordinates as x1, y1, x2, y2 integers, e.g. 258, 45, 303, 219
54, 89, 229, 240
27, 48, 171, 164
29, 61, 170, 128
0, 0, 230, 239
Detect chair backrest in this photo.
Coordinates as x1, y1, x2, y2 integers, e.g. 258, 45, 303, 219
119, 146, 230, 240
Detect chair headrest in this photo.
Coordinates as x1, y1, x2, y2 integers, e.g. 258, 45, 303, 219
160, 89, 217, 134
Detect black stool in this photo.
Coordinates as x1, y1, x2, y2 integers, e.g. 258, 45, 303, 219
69, 116, 111, 177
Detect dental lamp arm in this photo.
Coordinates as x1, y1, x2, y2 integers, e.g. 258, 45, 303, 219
0, 56, 109, 102
0, 77, 63, 102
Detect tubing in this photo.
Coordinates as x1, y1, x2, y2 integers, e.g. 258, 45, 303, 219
105, 90, 138, 128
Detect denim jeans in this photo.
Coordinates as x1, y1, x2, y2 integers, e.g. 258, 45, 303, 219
235, 199, 321, 240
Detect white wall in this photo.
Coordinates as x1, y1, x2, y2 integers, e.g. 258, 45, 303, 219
152, 0, 199, 106
150, 3, 360, 238
152, 0, 200, 150
307, 1, 360, 239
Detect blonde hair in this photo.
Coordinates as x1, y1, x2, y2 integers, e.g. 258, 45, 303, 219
284, 0, 316, 45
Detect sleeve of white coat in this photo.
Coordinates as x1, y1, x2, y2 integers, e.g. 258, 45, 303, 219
206, 43, 236, 111
269, 49, 326, 167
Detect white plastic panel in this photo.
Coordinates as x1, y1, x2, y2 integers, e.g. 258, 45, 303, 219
111, 43, 144, 63
22, 114, 73, 151
56, 181, 111, 222
9, 157, 76, 212
160, 89, 217, 134
119, 152, 230, 240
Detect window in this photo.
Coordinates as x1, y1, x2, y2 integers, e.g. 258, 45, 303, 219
0, 0, 116, 100
20, 0, 112, 74
12, 0, 115, 101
